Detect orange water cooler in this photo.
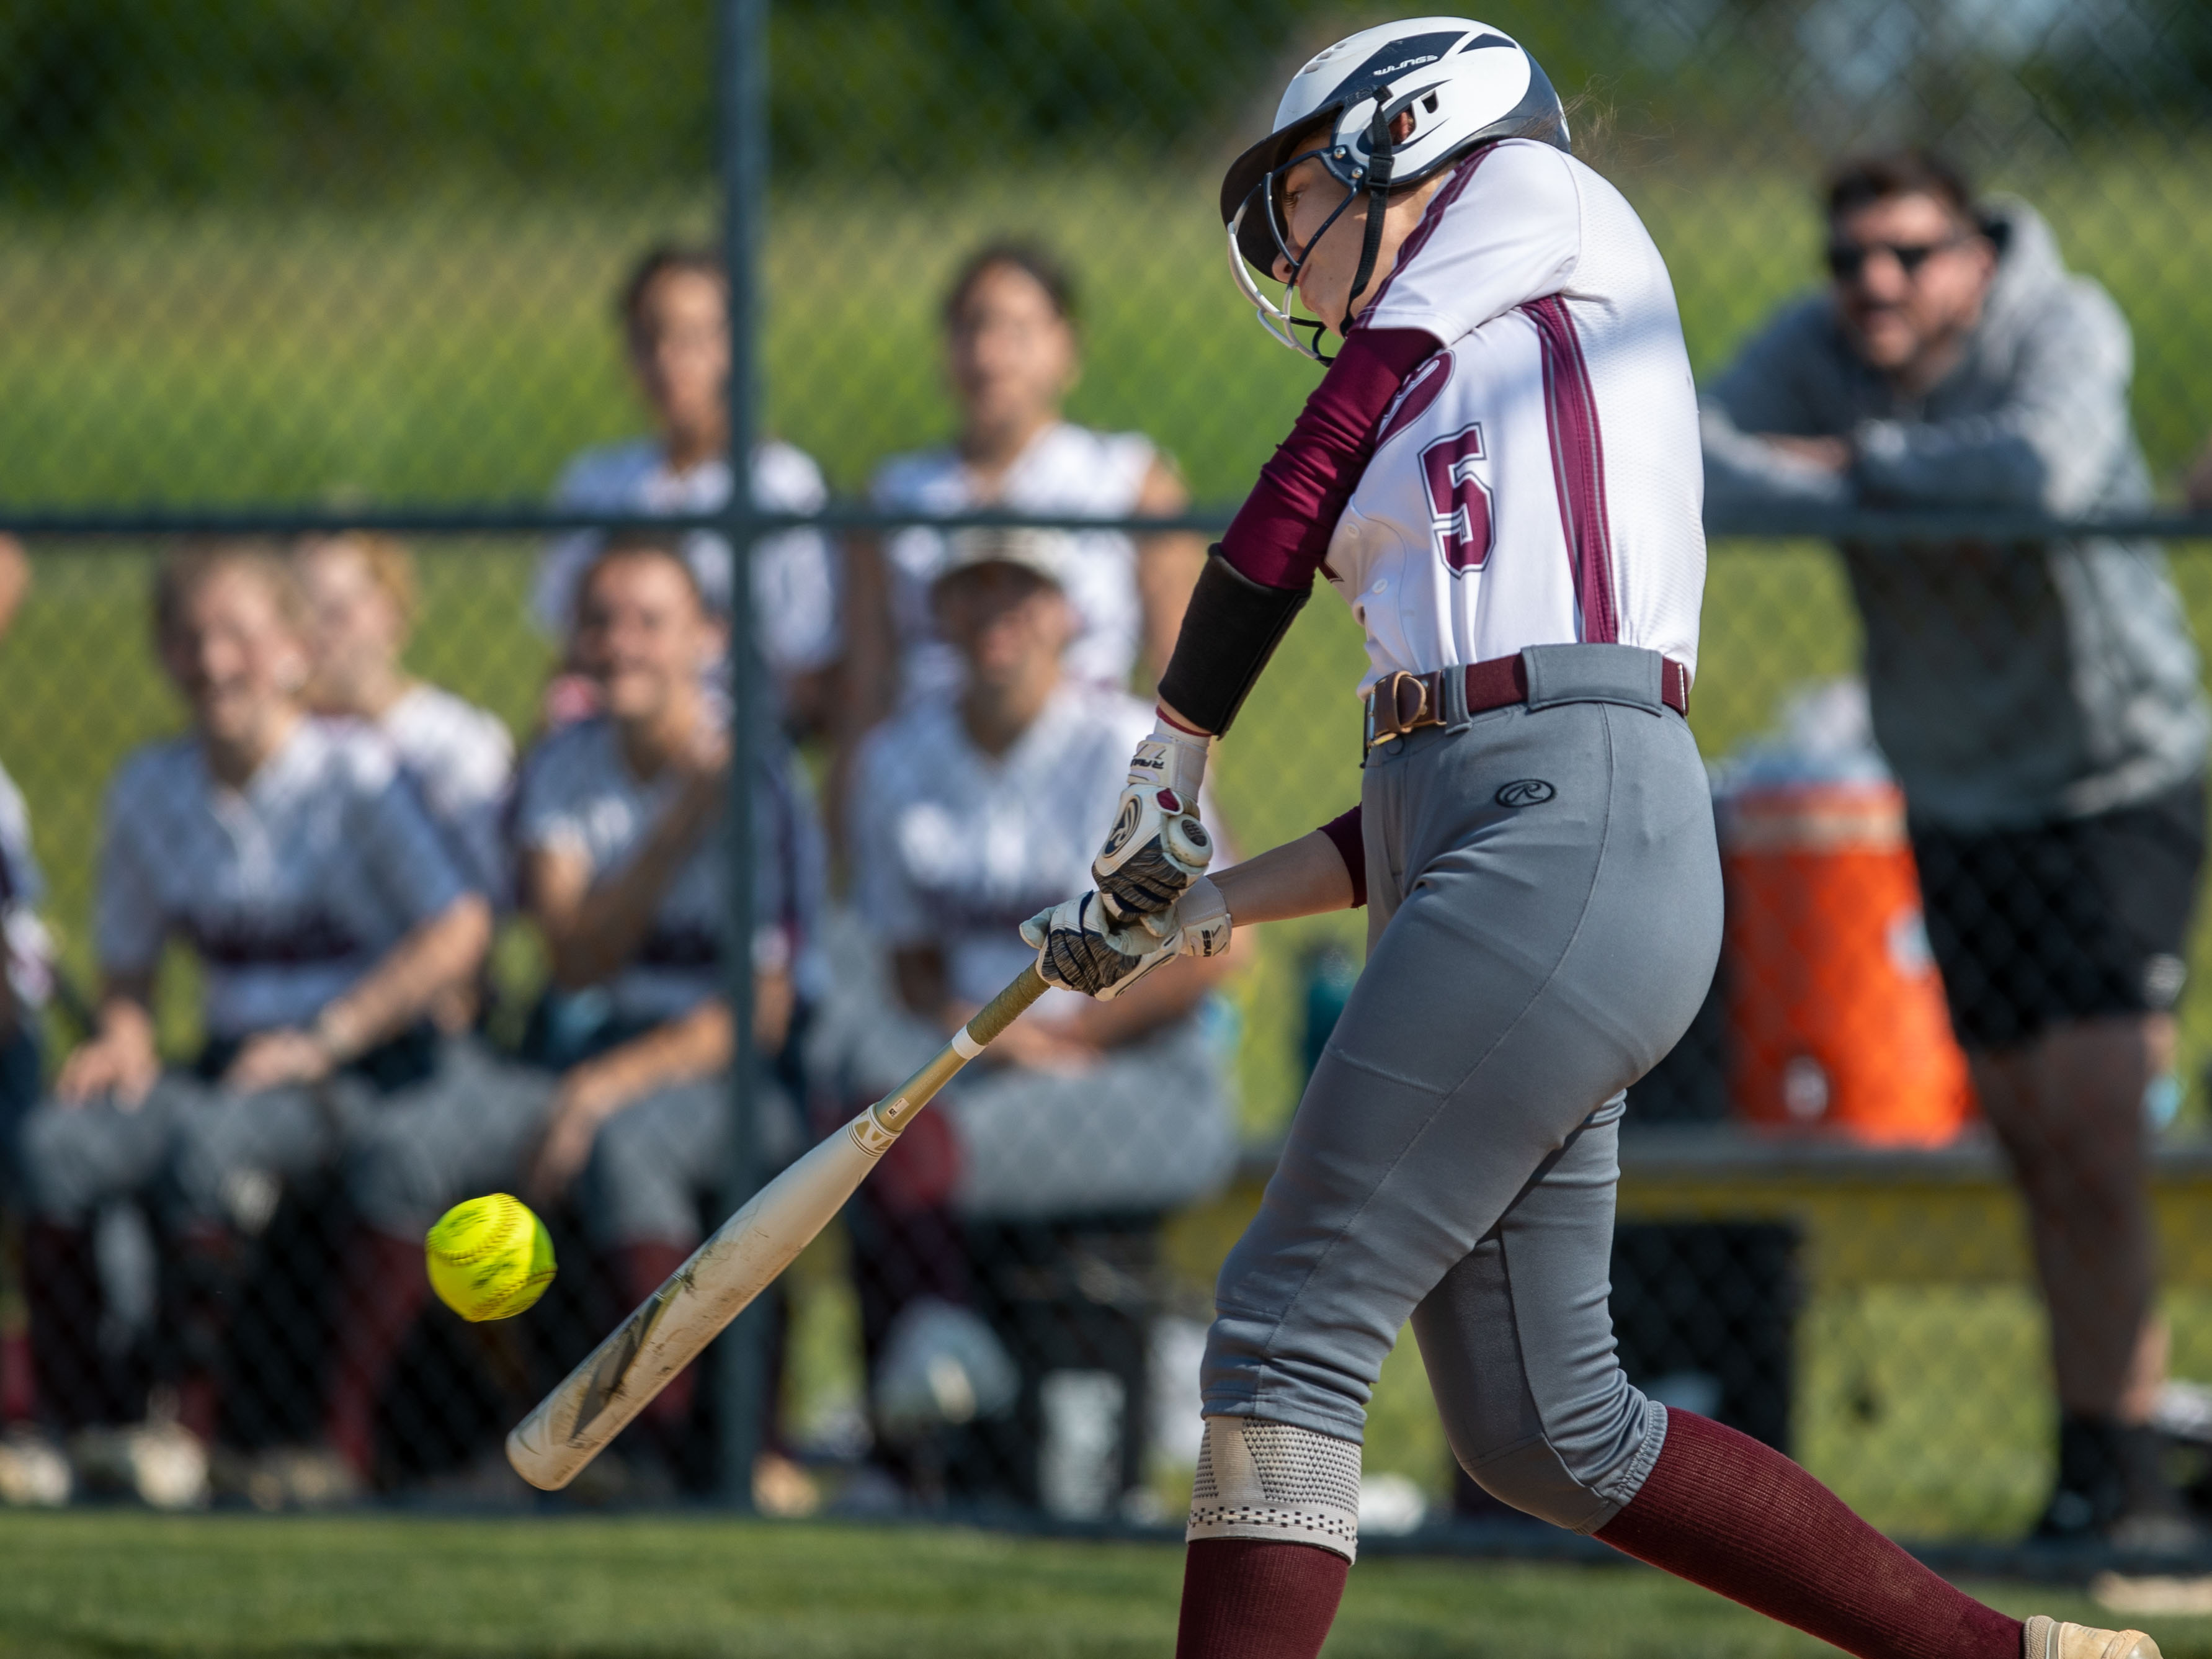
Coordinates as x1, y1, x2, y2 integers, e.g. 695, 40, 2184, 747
1721, 779, 1975, 1145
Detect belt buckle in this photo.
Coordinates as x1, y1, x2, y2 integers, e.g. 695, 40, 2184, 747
1365, 670, 1435, 752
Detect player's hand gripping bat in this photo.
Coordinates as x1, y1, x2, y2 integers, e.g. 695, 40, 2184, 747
506, 964, 1048, 1491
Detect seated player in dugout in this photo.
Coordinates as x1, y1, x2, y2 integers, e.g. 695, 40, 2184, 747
288, 529, 562, 1491
513, 533, 824, 1491
848, 241, 1207, 725
16, 543, 491, 1503
1701, 148, 2210, 1549
1010, 19, 2162, 1659
834, 528, 1236, 1506
534, 246, 842, 738
293, 532, 515, 915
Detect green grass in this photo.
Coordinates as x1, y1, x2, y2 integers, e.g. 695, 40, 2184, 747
0, 1509, 2179, 1659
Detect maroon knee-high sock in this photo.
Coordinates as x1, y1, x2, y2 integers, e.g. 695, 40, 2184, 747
1597, 1411, 2021, 1659
1175, 1539, 1349, 1659
325, 1228, 433, 1479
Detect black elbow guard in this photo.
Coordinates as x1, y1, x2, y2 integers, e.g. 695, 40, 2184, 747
1157, 547, 1311, 735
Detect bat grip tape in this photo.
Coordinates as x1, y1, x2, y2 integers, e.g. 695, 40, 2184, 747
963, 965, 1049, 1052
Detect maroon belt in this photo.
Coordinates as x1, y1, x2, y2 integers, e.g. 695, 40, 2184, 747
1363, 655, 1691, 751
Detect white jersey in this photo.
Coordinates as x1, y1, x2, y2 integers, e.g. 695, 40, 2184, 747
849, 681, 1224, 1029
97, 719, 468, 1040
536, 437, 841, 683
514, 717, 825, 1027
873, 423, 1157, 697
380, 682, 515, 906
1336, 139, 1705, 694
0, 756, 52, 1010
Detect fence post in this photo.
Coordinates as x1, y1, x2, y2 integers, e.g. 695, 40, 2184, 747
716, 0, 770, 1512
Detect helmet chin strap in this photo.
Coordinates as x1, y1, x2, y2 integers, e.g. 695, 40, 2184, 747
1339, 93, 1399, 342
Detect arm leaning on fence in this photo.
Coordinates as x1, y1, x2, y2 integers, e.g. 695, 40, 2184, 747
505, 964, 1048, 1491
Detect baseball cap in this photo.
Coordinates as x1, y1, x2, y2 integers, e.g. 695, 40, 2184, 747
930, 527, 1079, 592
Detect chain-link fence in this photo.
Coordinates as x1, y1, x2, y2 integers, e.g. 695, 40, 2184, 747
4, 0, 2212, 1558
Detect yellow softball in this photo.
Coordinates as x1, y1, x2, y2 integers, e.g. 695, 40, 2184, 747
425, 1194, 555, 1322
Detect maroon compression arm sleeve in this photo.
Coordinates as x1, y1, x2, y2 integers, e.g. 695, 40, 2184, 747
1317, 808, 1367, 910
1219, 326, 1442, 589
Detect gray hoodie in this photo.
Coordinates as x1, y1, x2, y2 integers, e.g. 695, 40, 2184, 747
1701, 199, 2206, 831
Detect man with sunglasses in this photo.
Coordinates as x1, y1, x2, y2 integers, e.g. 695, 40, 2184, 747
1705, 149, 2209, 1550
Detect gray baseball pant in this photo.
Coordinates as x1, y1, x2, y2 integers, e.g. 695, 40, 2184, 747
25, 1074, 332, 1229
341, 1038, 554, 1235
24, 1037, 535, 1235
578, 1073, 799, 1248
943, 1014, 1236, 1222
1201, 645, 1724, 1532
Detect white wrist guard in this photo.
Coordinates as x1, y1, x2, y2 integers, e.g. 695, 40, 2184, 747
1165, 874, 1233, 957
1128, 714, 1211, 799
1094, 717, 1215, 927
1187, 1416, 1362, 1563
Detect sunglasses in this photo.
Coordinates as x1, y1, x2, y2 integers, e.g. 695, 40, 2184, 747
1826, 234, 1974, 281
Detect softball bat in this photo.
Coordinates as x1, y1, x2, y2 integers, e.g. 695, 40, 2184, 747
506, 963, 1048, 1491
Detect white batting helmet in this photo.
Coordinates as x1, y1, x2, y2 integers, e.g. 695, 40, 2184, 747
1221, 18, 1569, 360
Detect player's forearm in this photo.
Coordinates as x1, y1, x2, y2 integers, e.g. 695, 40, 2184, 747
319, 895, 491, 1057
550, 790, 716, 987
581, 999, 734, 1111
1212, 831, 1357, 925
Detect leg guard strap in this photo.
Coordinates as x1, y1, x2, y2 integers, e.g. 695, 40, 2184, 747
1187, 1416, 1362, 1563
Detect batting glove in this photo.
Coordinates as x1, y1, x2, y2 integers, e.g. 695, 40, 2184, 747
1093, 715, 1214, 929
1021, 878, 1233, 1003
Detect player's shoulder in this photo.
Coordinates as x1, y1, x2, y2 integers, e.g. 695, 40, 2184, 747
1449, 136, 1579, 212
0, 754, 33, 862
107, 734, 202, 808
0, 754, 25, 828
1728, 292, 1847, 380
552, 437, 662, 504
1381, 138, 1585, 285
388, 684, 515, 774
520, 715, 619, 800
1031, 421, 1156, 483
870, 444, 961, 507
298, 715, 409, 795
752, 439, 828, 511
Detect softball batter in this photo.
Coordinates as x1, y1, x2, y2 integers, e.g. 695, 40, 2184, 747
1022, 19, 2159, 1659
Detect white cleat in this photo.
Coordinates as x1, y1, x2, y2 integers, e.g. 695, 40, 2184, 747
0, 1426, 73, 1507
71, 1420, 210, 1511
2025, 1614, 2162, 1659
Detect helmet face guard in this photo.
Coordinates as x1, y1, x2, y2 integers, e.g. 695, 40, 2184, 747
1224, 87, 1424, 365
1224, 140, 1371, 363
